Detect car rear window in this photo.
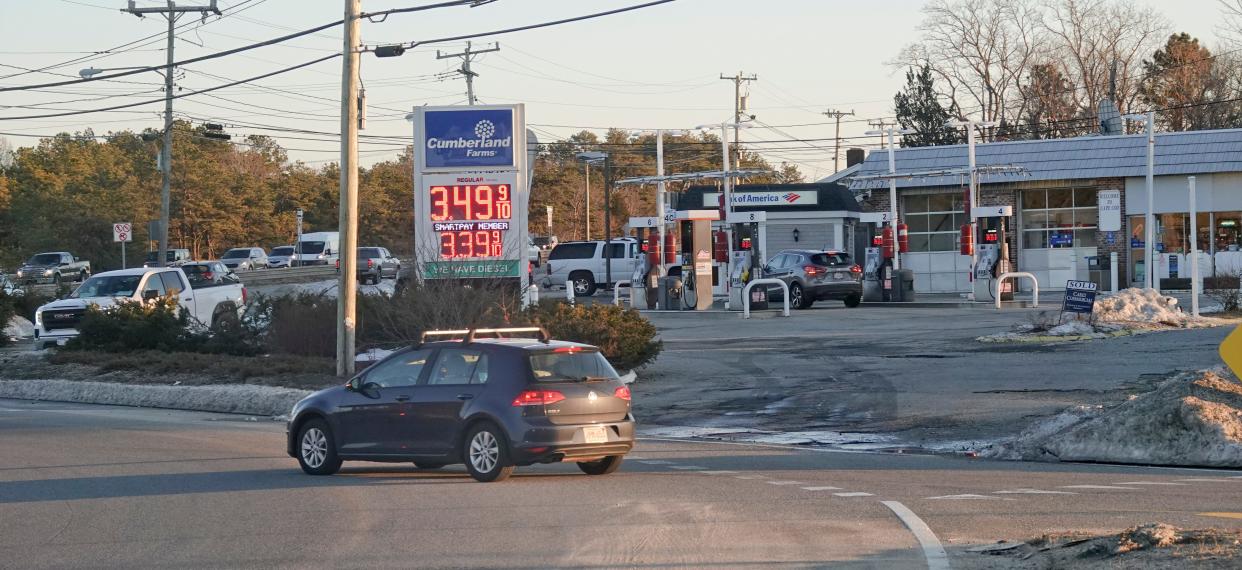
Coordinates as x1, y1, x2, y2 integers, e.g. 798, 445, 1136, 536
271, 246, 294, 256
809, 252, 851, 267
549, 243, 595, 260
529, 350, 619, 382
358, 248, 382, 258
222, 249, 250, 259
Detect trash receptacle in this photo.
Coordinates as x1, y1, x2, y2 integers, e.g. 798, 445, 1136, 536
659, 276, 682, 311
747, 282, 769, 311
893, 269, 916, 302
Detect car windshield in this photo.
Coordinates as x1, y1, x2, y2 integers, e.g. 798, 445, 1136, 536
358, 248, 382, 258
221, 249, 251, 259
70, 274, 141, 298
28, 254, 62, 265
270, 246, 294, 256
299, 241, 325, 254
809, 252, 851, 267
529, 350, 619, 382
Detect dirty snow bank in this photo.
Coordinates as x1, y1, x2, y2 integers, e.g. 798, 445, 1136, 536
4, 316, 34, 340
959, 523, 1242, 568
978, 288, 1226, 342
0, 379, 312, 417
982, 368, 1242, 467
289, 279, 395, 298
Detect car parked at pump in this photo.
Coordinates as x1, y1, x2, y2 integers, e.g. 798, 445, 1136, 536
335, 247, 401, 284
286, 327, 635, 482
33, 267, 247, 347
762, 249, 863, 309
540, 237, 641, 296
143, 249, 192, 268
16, 252, 90, 285
266, 245, 295, 268
220, 247, 267, 271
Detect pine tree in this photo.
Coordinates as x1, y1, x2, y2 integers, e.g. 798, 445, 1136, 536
894, 65, 962, 147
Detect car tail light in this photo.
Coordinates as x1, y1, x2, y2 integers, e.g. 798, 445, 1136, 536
335, 259, 340, 269
203, 271, 214, 281
803, 265, 824, 277
850, 264, 862, 274
241, 287, 248, 304
512, 389, 566, 406
614, 386, 631, 401
367, 258, 374, 268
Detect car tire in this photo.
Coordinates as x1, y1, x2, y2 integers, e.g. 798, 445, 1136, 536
569, 271, 597, 297
211, 303, 240, 330
789, 283, 812, 310
413, 462, 447, 470
577, 455, 624, 476
844, 293, 862, 308
78, 270, 88, 282
297, 419, 342, 476
52, 274, 61, 286
462, 422, 514, 483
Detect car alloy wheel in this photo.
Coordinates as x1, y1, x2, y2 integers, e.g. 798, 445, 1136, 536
469, 430, 500, 474
790, 284, 804, 308
573, 278, 591, 295
301, 427, 328, 469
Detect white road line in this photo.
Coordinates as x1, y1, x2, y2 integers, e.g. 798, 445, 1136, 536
627, 456, 646, 460
833, 492, 874, 497
926, 494, 1003, 500
801, 486, 842, 491
882, 501, 950, 570
638, 460, 673, 465
993, 489, 1077, 495
734, 475, 769, 480
765, 480, 804, 486
697, 470, 738, 475
670, 466, 705, 470
1115, 481, 1188, 486
1176, 478, 1238, 482
1060, 485, 1140, 490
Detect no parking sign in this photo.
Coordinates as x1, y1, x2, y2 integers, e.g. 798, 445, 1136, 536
113, 222, 133, 243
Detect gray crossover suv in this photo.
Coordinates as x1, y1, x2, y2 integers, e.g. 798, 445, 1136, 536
763, 249, 863, 309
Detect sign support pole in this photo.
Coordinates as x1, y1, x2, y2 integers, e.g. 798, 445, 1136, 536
122, 240, 127, 270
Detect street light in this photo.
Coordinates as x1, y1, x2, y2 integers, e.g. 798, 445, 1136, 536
575, 151, 606, 241
1124, 112, 1157, 291
864, 127, 915, 277
945, 119, 997, 301
78, 66, 152, 78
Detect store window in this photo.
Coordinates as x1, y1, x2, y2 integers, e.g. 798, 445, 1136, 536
902, 193, 964, 253
1021, 188, 1098, 249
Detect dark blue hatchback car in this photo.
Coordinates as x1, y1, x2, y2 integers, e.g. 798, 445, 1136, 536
287, 327, 636, 482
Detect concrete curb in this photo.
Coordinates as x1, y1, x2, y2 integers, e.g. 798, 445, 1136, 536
0, 379, 311, 417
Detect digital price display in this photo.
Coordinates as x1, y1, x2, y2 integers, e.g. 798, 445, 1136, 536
429, 184, 512, 259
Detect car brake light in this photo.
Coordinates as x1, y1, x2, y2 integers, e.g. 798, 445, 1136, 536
203, 271, 214, 281
241, 286, 248, 305
803, 265, 823, 276
512, 389, 566, 406
850, 264, 862, 274
614, 386, 631, 401
367, 258, 374, 268
335, 259, 340, 269
553, 346, 579, 353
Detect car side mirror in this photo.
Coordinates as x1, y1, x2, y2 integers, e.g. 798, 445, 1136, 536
346, 378, 360, 391
142, 290, 159, 301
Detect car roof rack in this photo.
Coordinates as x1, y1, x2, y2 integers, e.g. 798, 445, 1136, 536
418, 326, 551, 346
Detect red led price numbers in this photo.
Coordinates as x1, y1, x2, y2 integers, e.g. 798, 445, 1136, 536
430, 184, 512, 221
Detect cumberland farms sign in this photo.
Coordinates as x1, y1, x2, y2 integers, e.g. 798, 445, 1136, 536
421, 108, 516, 168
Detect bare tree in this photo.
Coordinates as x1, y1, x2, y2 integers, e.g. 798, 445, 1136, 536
894, 0, 1048, 129
1221, 0, 1242, 47
1041, 0, 1170, 118
0, 137, 13, 169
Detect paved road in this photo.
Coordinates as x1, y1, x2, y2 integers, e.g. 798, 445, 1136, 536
1, 400, 1239, 569
639, 306, 1237, 448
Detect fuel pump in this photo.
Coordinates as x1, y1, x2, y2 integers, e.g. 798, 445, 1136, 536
971, 207, 1014, 301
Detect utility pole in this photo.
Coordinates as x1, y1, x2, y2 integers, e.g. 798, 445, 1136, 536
336, 0, 361, 377
720, 71, 757, 169
122, 0, 220, 268
868, 119, 894, 149
437, 41, 499, 105
823, 109, 855, 173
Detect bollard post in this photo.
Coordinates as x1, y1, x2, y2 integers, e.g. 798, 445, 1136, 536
565, 280, 574, 306
1109, 252, 1118, 292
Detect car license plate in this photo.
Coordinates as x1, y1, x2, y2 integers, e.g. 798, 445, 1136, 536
582, 426, 607, 444
834, 272, 845, 279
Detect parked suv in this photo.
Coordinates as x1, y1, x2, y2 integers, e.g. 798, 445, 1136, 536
220, 247, 267, 271
541, 238, 641, 296
762, 249, 863, 309
286, 327, 635, 482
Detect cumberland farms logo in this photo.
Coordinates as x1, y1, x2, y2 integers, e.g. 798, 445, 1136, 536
426, 119, 512, 158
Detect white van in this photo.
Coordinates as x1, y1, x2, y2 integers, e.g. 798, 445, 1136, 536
294, 231, 340, 266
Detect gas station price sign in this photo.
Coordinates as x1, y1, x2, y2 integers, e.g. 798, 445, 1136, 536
429, 182, 513, 259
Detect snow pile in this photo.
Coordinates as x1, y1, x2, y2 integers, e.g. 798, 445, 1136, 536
0, 379, 312, 417
983, 368, 1242, 467
1094, 288, 1211, 327
4, 316, 34, 340
293, 279, 396, 298
1045, 319, 1096, 336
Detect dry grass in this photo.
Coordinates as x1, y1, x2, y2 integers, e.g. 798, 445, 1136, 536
44, 349, 337, 389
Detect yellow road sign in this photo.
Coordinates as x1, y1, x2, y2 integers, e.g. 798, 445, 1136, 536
1220, 325, 1242, 378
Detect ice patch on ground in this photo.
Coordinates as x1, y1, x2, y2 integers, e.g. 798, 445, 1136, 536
982, 368, 1242, 467
641, 425, 894, 447
4, 316, 34, 340
0, 379, 312, 417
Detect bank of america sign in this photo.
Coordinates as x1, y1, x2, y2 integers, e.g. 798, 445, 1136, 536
703, 191, 818, 208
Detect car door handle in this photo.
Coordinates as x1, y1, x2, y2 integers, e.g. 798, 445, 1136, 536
183, 297, 192, 301
394, 395, 410, 402
456, 394, 474, 401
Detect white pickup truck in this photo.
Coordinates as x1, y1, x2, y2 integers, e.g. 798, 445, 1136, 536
34, 267, 246, 347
